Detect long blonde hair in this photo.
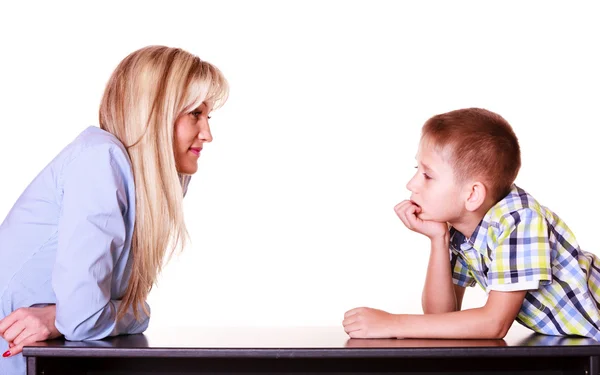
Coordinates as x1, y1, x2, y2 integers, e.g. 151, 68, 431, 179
99, 46, 229, 320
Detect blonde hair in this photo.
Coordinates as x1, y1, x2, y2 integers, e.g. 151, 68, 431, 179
99, 45, 229, 320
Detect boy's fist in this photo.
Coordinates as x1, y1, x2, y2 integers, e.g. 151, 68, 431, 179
394, 200, 448, 240
343, 307, 397, 338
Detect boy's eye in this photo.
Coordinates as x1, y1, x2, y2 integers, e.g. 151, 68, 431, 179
414, 166, 431, 179
207, 115, 212, 120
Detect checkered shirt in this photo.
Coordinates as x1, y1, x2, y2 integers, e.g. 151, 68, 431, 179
450, 185, 600, 340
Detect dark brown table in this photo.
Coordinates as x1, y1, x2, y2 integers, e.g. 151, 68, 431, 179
22, 326, 600, 374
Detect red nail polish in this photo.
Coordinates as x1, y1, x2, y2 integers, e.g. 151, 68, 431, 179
2, 350, 10, 358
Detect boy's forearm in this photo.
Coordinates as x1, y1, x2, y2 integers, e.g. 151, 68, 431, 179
389, 307, 509, 339
421, 236, 456, 313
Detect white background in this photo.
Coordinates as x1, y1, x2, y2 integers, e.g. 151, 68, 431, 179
0, 1, 598, 332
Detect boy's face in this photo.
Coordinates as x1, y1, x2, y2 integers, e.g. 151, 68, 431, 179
406, 138, 466, 223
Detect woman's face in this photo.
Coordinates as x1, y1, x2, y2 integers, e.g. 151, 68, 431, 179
174, 102, 213, 175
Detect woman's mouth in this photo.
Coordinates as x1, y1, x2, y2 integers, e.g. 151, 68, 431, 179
189, 147, 202, 156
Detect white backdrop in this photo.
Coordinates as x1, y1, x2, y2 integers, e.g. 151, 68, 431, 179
0, 0, 598, 331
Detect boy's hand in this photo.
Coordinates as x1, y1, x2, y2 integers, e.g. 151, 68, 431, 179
0, 305, 62, 357
394, 200, 448, 240
343, 307, 398, 338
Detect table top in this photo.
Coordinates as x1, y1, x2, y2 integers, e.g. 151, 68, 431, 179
22, 325, 600, 358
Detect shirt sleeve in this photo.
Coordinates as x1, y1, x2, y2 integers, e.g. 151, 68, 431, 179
487, 208, 553, 292
450, 249, 477, 287
52, 144, 150, 341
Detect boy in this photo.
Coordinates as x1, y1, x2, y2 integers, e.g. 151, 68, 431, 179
343, 108, 600, 340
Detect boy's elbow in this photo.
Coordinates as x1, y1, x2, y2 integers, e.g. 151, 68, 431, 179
488, 326, 509, 340
486, 319, 512, 339
497, 322, 512, 339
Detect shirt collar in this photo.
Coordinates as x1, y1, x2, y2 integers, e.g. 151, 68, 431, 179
452, 184, 522, 254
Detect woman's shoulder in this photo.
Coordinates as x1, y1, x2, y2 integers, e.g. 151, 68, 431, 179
61, 126, 131, 171
44, 126, 135, 193
72, 126, 128, 156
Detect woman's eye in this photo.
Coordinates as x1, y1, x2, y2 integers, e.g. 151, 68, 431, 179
191, 111, 201, 118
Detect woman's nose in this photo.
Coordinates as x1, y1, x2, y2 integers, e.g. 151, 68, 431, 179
198, 123, 213, 143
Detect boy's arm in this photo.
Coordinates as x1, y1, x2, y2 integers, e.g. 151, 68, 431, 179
422, 235, 459, 313
454, 284, 466, 311
396, 290, 526, 339
344, 290, 526, 339
394, 201, 463, 314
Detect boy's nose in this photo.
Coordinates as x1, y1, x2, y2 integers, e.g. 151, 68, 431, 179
406, 177, 416, 192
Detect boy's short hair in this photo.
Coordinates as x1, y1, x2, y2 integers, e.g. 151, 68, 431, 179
422, 108, 521, 203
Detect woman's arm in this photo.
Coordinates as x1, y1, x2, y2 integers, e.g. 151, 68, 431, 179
0, 305, 61, 357
52, 144, 149, 341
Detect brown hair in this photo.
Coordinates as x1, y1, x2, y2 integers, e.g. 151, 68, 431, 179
421, 108, 520, 202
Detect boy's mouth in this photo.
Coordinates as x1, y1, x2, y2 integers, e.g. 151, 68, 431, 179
410, 200, 423, 214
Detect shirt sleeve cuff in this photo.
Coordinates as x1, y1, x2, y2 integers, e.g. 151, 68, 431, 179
486, 280, 539, 293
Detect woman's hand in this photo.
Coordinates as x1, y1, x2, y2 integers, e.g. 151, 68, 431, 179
0, 305, 62, 357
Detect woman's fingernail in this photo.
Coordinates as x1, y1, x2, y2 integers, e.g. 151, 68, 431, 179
2, 350, 10, 357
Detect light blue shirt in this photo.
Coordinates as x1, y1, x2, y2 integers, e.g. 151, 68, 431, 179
0, 126, 150, 374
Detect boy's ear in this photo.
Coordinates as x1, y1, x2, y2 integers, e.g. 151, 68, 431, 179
465, 182, 487, 212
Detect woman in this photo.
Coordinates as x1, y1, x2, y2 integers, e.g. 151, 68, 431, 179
0, 45, 229, 373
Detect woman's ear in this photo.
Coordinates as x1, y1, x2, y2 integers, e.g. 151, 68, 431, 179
465, 181, 487, 212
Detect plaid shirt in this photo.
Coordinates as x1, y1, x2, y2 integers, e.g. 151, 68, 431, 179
450, 185, 600, 340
